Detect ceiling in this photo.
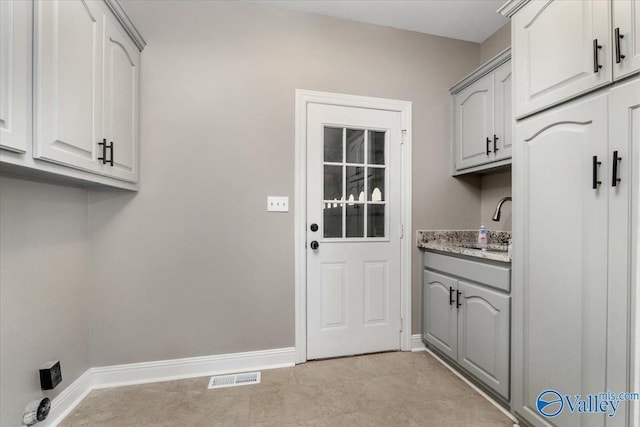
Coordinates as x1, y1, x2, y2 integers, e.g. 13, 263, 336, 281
254, 0, 509, 43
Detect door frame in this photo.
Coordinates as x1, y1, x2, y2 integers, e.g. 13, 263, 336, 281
294, 89, 412, 363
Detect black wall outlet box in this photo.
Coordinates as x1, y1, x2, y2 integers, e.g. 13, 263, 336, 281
40, 360, 62, 390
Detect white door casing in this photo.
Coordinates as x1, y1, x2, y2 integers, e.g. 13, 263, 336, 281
295, 90, 412, 363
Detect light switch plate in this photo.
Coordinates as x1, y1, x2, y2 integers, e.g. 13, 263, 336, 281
267, 196, 289, 212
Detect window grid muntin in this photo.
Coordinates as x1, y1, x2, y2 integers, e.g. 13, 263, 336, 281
322, 126, 388, 240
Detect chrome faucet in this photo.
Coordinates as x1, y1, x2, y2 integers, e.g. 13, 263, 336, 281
492, 196, 512, 221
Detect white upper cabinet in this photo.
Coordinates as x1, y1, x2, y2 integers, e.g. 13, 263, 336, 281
512, 0, 612, 118
102, 17, 139, 183
613, 0, 640, 80
34, 0, 104, 174
1, 0, 145, 189
0, 0, 31, 153
451, 50, 511, 175
493, 61, 512, 161
453, 73, 494, 171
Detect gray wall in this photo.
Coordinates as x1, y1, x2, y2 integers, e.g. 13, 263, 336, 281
88, 0, 482, 365
480, 22, 511, 63
0, 177, 91, 427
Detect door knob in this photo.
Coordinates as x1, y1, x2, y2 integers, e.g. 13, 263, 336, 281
310, 241, 319, 250
310, 223, 319, 232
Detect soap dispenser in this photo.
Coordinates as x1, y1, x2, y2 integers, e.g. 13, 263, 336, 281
478, 224, 488, 245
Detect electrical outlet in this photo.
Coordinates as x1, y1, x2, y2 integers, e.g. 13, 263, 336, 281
267, 196, 289, 212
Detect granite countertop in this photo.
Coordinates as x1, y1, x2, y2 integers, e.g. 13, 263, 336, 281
417, 230, 512, 263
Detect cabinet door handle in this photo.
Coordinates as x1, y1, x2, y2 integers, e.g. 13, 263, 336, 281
98, 138, 108, 164
449, 287, 454, 306
107, 141, 114, 166
456, 290, 462, 308
612, 151, 621, 187
486, 137, 492, 155
493, 134, 499, 153
614, 28, 625, 63
593, 39, 603, 73
592, 155, 602, 189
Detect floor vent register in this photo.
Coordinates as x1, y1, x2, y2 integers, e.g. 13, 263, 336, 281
207, 372, 261, 389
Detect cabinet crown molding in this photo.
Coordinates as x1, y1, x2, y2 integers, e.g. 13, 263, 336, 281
103, 0, 146, 51
497, 0, 530, 18
449, 48, 511, 95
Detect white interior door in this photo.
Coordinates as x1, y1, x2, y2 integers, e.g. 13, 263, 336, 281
306, 103, 402, 360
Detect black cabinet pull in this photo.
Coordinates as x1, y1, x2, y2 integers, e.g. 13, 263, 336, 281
612, 151, 621, 187
449, 287, 454, 306
98, 138, 108, 164
493, 134, 499, 153
592, 155, 602, 189
486, 137, 492, 155
614, 28, 625, 64
593, 39, 603, 73
456, 290, 462, 309
107, 141, 114, 166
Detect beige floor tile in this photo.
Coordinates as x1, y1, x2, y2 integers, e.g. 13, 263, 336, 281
248, 383, 356, 424
61, 352, 513, 427
305, 406, 418, 427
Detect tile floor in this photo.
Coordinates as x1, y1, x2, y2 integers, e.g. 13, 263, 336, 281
61, 351, 514, 426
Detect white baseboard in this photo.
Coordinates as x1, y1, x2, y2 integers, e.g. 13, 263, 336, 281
91, 347, 295, 389
411, 334, 426, 352
43, 347, 295, 426
43, 369, 95, 427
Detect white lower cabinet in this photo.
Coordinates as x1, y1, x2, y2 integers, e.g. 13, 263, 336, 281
512, 80, 638, 427
422, 252, 511, 400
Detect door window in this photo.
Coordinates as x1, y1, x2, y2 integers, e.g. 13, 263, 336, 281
322, 127, 387, 239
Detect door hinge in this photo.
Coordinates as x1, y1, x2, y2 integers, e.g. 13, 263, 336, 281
400, 317, 403, 333
401, 129, 407, 145
400, 224, 404, 239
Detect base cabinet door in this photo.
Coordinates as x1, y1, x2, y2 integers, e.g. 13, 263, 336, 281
512, 0, 611, 118
613, 0, 640, 81
513, 95, 609, 427
457, 280, 510, 400
34, 0, 104, 173
423, 270, 458, 360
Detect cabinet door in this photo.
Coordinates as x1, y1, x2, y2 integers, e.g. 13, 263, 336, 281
457, 280, 510, 400
513, 95, 609, 427
613, 0, 640, 80
423, 270, 458, 360
493, 61, 512, 161
101, 17, 139, 183
33, 0, 103, 173
512, 0, 611, 118
607, 79, 639, 427
0, 0, 31, 153
453, 73, 494, 171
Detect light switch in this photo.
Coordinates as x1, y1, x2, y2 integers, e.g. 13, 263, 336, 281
267, 196, 289, 212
